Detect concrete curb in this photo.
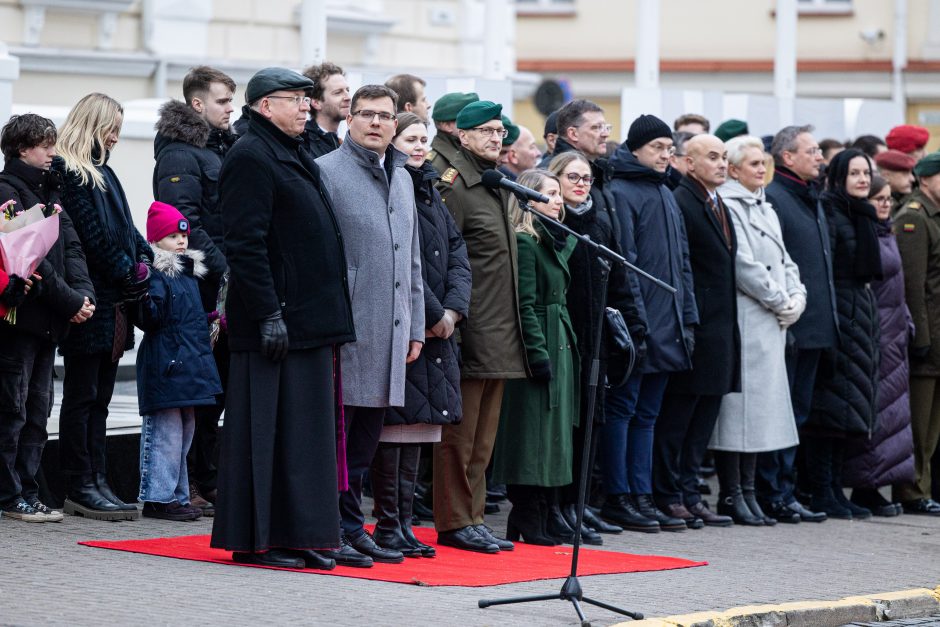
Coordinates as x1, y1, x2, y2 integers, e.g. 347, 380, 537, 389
614, 586, 940, 627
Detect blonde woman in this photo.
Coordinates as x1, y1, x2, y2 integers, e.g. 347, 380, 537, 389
53, 93, 152, 521
491, 169, 579, 545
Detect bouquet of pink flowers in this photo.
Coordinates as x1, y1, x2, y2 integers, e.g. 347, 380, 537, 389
0, 200, 61, 323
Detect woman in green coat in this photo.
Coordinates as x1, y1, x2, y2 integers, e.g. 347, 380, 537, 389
492, 169, 580, 545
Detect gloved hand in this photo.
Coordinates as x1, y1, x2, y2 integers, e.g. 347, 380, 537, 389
260, 311, 289, 362
0, 274, 28, 308
635, 338, 648, 365
911, 345, 931, 360
120, 262, 150, 302
683, 327, 696, 357
529, 359, 553, 382
777, 293, 806, 328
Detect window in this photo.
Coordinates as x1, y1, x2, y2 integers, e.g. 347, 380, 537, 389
797, 0, 853, 15
516, 0, 575, 17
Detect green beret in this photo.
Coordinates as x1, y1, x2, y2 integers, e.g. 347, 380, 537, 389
714, 118, 749, 142
456, 101, 503, 130
914, 151, 940, 177
246, 67, 314, 104
432, 92, 479, 122
502, 115, 520, 146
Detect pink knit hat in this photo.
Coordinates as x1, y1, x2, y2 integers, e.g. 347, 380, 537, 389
146, 201, 190, 243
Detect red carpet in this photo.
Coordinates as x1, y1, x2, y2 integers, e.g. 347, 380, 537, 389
80, 526, 706, 587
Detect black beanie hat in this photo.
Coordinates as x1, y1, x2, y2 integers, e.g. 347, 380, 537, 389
626, 114, 672, 152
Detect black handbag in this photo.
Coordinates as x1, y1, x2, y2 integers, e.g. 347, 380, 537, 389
604, 307, 636, 388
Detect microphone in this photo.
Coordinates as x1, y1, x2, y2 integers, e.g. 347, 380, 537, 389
481, 169, 550, 204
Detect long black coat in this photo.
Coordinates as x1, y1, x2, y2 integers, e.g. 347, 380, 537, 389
53, 153, 152, 356
767, 167, 838, 350
0, 157, 94, 344
606, 146, 698, 374
220, 109, 355, 352
667, 176, 741, 396
808, 192, 881, 436
386, 163, 471, 426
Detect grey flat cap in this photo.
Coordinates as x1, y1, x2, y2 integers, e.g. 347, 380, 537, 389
246, 67, 314, 103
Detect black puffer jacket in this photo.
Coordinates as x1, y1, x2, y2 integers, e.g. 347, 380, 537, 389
0, 157, 94, 343
809, 186, 882, 436
153, 100, 235, 303
386, 163, 471, 426
301, 118, 341, 160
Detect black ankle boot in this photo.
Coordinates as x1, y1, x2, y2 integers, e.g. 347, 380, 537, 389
398, 445, 435, 557
546, 502, 576, 543
560, 504, 603, 545
94, 472, 138, 511
505, 485, 556, 545
810, 486, 853, 519
851, 487, 898, 517
740, 454, 775, 525
717, 489, 763, 526
833, 487, 872, 520
370, 445, 421, 557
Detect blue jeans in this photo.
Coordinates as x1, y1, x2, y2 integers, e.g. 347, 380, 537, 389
139, 407, 195, 504
601, 371, 670, 496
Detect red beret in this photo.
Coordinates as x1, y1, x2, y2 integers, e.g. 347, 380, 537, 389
875, 149, 916, 172
885, 125, 929, 154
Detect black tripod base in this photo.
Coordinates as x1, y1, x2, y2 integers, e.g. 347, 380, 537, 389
479, 575, 643, 626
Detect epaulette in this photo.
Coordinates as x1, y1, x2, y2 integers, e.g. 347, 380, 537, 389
907, 201, 922, 210
441, 167, 459, 185
426, 149, 437, 161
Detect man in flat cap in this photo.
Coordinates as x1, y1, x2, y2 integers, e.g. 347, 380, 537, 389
428, 92, 479, 175
886, 124, 930, 162
434, 101, 526, 553
893, 152, 940, 516
211, 67, 355, 570
875, 149, 917, 214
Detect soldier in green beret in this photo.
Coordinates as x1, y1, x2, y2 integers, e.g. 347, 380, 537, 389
497, 114, 520, 168
433, 101, 529, 553
715, 119, 749, 143
428, 92, 479, 175
894, 151, 940, 515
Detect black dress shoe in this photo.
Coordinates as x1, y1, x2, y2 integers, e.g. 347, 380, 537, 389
289, 549, 336, 570
635, 494, 686, 531
347, 532, 404, 564
583, 506, 622, 534
474, 524, 514, 551
599, 495, 660, 533
765, 501, 800, 524
903, 498, 940, 515
233, 549, 305, 569
787, 499, 827, 522
437, 525, 499, 553
317, 538, 374, 568
559, 504, 605, 544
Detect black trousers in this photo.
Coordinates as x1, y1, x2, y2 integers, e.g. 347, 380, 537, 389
653, 392, 723, 507
58, 352, 119, 477
339, 405, 386, 539
0, 333, 55, 507
188, 333, 229, 492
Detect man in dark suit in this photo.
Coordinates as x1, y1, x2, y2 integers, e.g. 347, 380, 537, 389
654, 134, 738, 528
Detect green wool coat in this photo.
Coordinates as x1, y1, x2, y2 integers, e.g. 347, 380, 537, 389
492, 225, 580, 487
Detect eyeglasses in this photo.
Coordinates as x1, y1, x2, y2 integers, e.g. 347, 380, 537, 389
647, 142, 676, 156
586, 123, 613, 133
469, 126, 509, 139
351, 110, 397, 123
565, 172, 594, 185
871, 195, 892, 205
267, 95, 311, 106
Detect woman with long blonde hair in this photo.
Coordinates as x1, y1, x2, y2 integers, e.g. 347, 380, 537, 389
53, 92, 153, 521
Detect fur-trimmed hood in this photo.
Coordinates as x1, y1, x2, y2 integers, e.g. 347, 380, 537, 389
150, 245, 208, 279
155, 100, 210, 149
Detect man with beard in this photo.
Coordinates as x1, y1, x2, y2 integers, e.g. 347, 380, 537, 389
301, 61, 350, 159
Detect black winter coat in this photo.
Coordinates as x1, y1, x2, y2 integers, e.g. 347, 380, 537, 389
53, 153, 152, 356
386, 163, 471, 426
808, 192, 881, 436
301, 118, 341, 160
153, 100, 236, 306
0, 157, 94, 343
667, 176, 741, 396
767, 167, 839, 350
220, 109, 355, 352
606, 146, 698, 374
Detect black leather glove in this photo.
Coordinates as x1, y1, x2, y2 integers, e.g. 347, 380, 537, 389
683, 328, 696, 357
0, 274, 28, 308
120, 263, 150, 302
911, 345, 930, 360
260, 311, 289, 362
635, 338, 648, 365
529, 359, 553, 382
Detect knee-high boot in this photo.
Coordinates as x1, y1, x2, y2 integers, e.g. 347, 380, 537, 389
806, 436, 852, 519
506, 484, 556, 545
398, 444, 435, 557
370, 444, 421, 557
741, 453, 775, 525
715, 451, 762, 525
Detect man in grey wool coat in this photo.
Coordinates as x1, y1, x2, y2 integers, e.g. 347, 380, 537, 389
316, 84, 424, 568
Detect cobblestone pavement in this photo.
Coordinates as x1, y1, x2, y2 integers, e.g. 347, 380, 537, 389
2, 493, 940, 627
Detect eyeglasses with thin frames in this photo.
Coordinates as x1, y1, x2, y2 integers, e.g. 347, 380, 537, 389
586, 123, 613, 133
351, 110, 397, 123
267, 95, 311, 107
469, 126, 509, 139
647, 142, 676, 157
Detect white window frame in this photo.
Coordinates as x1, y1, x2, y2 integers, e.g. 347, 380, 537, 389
515, 0, 576, 17
797, 0, 853, 15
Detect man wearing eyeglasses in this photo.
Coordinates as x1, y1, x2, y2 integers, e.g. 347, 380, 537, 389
758, 124, 837, 524
316, 84, 425, 567
600, 114, 699, 533
433, 100, 527, 553
211, 68, 355, 571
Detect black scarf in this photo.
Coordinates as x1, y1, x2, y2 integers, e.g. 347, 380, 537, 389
824, 149, 883, 281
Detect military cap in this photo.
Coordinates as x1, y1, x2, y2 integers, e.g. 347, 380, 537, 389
875, 149, 916, 173
432, 92, 480, 122
714, 119, 749, 142
886, 124, 930, 154
502, 115, 520, 146
913, 151, 940, 178
246, 67, 314, 104
456, 101, 503, 130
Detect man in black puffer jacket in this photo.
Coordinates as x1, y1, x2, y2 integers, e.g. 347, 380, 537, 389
153, 66, 238, 513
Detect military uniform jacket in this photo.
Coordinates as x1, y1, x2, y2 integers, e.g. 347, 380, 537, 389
895, 189, 940, 377
436, 147, 529, 379
428, 132, 462, 176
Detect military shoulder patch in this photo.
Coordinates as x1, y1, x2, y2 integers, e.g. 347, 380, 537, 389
426, 150, 437, 161
169, 176, 181, 183
441, 168, 459, 185
907, 201, 921, 210
903, 223, 916, 232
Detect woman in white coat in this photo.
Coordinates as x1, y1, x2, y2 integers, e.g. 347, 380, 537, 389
711, 135, 805, 525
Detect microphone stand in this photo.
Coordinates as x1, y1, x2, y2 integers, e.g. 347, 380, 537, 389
478, 195, 676, 626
